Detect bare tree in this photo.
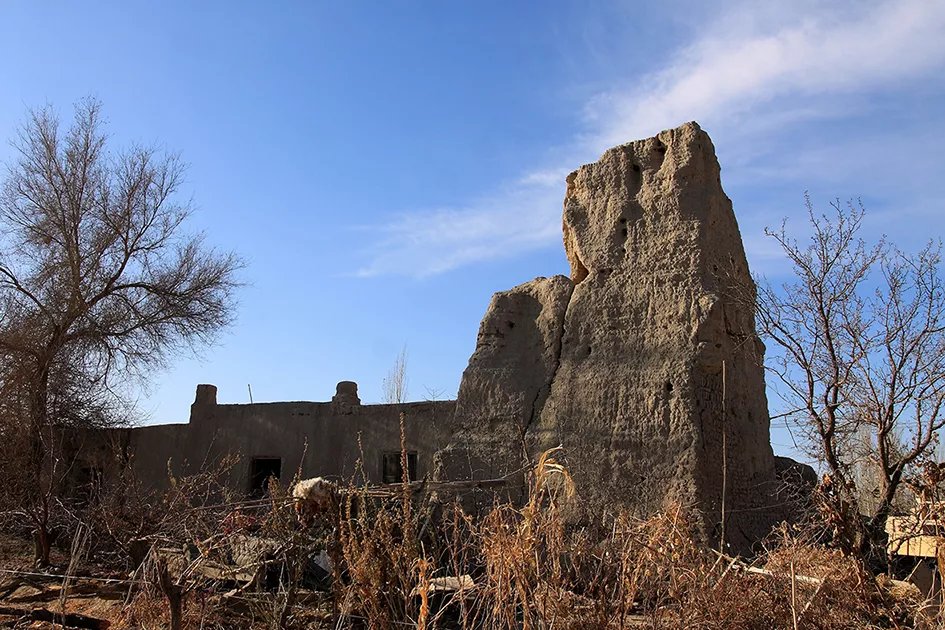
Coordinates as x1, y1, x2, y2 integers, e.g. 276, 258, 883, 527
0, 98, 242, 564
757, 195, 945, 552
383, 346, 409, 404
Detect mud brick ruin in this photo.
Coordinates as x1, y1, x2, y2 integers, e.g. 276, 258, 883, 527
82, 122, 787, 550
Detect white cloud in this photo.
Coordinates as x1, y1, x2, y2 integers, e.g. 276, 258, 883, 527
353, 183, 562, 278
517, 167, 570, 188
589, 0, 945, 147
357, 0, 945, 278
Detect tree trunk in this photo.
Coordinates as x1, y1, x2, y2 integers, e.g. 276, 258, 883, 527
32, 527, 51, 567
28, 365, 50, 481
157, 559, 184, 630
27, 366, 53, 569
167, 592, 182, 630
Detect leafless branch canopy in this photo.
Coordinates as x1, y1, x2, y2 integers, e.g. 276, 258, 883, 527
0, 99, 243, 564
0, 97, 242, 432
757, 194, 945, 533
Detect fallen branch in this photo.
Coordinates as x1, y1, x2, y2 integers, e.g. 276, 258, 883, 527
711, 551, 824, 586
744, 564, 823, 585
0, 604, 110, 629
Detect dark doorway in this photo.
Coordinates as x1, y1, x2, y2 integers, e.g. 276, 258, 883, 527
249, 457, 282, 496
382, 451, 417, 484
74, 465, 103, 505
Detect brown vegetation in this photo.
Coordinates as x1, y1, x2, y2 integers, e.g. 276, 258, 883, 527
0, 443, 936, 629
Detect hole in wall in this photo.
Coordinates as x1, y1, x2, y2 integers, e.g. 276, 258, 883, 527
571, 256, 589, 284
507, 321, 515, 329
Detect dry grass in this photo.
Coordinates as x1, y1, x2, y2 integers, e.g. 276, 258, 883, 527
329, 449, 919, 630
0, 447, 935, 629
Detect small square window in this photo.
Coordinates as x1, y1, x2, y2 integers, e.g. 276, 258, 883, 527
382, 451, 417, 484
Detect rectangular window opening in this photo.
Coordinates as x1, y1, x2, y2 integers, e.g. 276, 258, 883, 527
249, 457, 282, 496
382, 451, 417, 484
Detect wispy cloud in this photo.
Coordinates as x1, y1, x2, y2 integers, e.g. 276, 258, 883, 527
357, 0, 945, 278
353, 181, 562, 278
587, 0, 945, 146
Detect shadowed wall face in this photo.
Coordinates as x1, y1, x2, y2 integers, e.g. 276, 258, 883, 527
110, 382, 455, 493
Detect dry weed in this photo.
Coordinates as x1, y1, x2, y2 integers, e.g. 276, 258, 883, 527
3, 445, 936, 629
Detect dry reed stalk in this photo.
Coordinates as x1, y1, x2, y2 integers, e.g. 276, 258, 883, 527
416, 554, 430, 630
52, 443, 932, 629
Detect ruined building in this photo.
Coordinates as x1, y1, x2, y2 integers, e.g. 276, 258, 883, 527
88, 122, 782, 549
439, 121, 781, 549
82, 382, 454, 494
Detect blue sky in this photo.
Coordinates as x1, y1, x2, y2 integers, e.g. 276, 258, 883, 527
2, 1, 945, 460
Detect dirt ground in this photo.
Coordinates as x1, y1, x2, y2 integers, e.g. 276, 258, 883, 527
0, 533, 335, 629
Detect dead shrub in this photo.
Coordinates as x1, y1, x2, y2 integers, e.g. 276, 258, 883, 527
3, 443, 937, 629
